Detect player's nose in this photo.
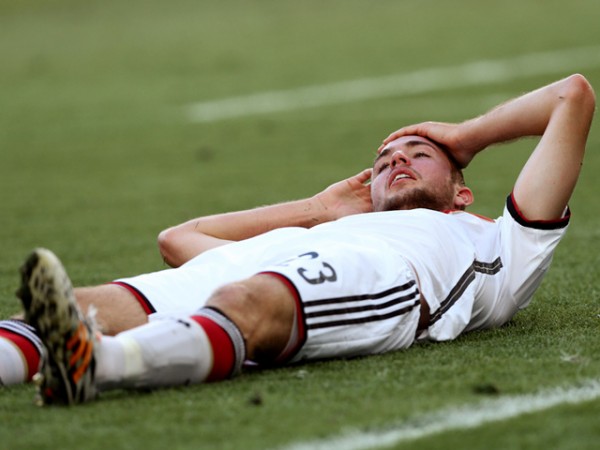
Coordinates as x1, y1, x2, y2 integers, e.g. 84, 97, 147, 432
391, 150, 410, 167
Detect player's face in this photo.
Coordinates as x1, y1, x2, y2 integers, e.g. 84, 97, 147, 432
370, 136, 461, 212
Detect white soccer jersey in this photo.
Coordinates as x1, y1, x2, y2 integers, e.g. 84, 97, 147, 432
115, 194, 569, 359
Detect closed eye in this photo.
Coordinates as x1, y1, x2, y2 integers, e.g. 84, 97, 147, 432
375, 162, 389, 175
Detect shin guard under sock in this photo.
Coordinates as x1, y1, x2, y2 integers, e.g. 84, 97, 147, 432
95, 307, 246, 390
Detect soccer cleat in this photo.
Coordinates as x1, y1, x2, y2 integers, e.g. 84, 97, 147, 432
16, 248, 97, 406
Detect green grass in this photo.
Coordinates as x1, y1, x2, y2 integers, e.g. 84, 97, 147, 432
1, 0, 600, 448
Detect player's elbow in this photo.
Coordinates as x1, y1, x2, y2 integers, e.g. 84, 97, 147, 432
561, 74, 596, 114
157, 227, 172, 258
157, 227, 184, 267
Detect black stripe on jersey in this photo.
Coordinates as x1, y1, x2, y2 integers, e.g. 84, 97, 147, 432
429, 268, 476, 325
304, 280, 420, 330
473, 257, 503, 275
305, 290, 419, 319
304, 280, 417, 307
307, 299, 421, 330
429, 257, 503, 326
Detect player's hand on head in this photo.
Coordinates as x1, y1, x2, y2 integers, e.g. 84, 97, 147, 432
379, 121, 475, 169
315, 168, 373, 220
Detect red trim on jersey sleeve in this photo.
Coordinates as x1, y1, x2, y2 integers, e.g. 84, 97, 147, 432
189, 315, 235, 382
0, 328, 41, 380
109, 281, 156, 315
507, 192, 570, 230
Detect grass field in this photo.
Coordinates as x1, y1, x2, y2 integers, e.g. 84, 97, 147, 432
1, 0, 599, 448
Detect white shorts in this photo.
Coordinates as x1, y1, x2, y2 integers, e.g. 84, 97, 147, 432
114, 228, 310, 317
115, 236, 422, 364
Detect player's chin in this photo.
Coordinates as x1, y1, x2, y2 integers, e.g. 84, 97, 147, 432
379, 188, 451, 212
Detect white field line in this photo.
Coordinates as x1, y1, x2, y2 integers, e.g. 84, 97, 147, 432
277, 379, 600, 450
187, 45, 600, 123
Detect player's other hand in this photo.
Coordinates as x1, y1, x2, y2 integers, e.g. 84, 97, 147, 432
315, 168, 373, 220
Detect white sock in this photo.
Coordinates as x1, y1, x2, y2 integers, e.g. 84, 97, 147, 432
95, 310, 243, 390
0, 320, 42, 386
0, 338, 27, 385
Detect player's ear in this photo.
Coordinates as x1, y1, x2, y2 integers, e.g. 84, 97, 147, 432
454, 186, 474, 209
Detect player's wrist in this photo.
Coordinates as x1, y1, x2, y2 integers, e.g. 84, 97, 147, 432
311, 193, 338, 224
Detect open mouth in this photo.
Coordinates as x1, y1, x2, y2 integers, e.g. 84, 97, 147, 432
393, 173, 411, 182
388, 169, 415, 187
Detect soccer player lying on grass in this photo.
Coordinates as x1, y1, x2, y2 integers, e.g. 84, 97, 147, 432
7, 74, 596, 405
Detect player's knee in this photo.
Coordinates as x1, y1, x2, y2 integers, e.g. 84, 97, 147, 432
207, 282, 253, 313
206, 282, 261, 355
205, 276, 294, 363
208, 276, 293, 317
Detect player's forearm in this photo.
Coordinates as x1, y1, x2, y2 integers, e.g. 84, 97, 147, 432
460, 74, 595, 152
159, 169, 373, 267
185, 197, 335, 241
158, 197, 334, 267
195, 168, 373, 244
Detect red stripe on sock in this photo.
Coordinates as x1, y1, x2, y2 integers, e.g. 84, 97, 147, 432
189, 316, 235, 382
0, 329, 41, 380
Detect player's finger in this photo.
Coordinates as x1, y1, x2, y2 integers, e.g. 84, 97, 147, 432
381, 130, 402, 145
382, 125, 420, 145
354, 168, 372, 184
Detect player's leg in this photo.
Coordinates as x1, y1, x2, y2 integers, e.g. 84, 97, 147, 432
17, 248, 295, 404
74, 285, 148, 335
94, 274, 295, 390
17, 249, 98, 404
0, 275, 148, 388
205, 274, 295, 363
15, 249, 149, 403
